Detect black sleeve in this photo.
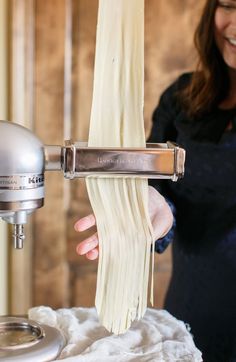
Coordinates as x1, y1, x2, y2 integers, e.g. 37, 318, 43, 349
147, 76, 184, 253
148, 71, 192, 143
147, 80, 180, 144
148, 77, 182, 197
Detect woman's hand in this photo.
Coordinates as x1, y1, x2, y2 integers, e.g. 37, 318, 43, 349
74, 214, 98, 260
148, 186, 173, 241
74, 186, 173, 260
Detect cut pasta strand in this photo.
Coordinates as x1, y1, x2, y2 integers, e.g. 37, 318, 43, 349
86, 0, 154, 334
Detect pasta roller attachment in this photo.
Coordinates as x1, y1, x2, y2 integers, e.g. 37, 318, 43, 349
45, 141, 185, 181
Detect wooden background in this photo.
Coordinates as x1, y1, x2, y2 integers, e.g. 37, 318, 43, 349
9, 0, 205, 315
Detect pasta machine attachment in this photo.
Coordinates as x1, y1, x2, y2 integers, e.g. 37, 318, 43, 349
0, 120, 185, 249
45, 141, 185, 180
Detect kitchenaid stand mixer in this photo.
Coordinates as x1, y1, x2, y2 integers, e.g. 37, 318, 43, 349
0, 119, 185, 249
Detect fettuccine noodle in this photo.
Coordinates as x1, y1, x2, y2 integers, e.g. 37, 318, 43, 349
86, 0, 154, 334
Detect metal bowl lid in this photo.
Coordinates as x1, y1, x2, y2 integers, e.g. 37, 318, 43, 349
0, 317, 64, 362
0, 319, 44, 350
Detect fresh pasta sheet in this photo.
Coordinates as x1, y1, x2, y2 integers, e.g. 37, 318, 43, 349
86, 0, 154, 334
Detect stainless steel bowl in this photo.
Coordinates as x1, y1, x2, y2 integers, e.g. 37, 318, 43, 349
0, 317, 65, 361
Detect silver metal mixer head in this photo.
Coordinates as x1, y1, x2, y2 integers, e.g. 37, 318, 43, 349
0, 120, 45, 249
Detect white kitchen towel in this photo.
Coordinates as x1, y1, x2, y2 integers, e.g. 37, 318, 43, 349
28, 307, 202, 362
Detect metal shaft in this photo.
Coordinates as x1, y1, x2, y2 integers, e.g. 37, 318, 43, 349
13, 224, 25, 249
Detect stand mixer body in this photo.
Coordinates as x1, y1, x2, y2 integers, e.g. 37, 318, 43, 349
0, 120, 45, 248
0, 120, 185, 249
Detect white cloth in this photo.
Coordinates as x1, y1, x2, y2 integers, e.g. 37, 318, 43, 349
28, 307, 202, 362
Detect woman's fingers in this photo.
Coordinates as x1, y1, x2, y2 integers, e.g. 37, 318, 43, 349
74, 214, 96, 232
76, 233, 98, 256
74, 214, 98, 260
86, 248, 99, 260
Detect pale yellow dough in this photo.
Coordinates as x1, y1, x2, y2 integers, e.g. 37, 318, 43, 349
86, 0, 154, 334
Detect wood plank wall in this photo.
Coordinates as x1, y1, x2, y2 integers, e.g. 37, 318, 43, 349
9, 0, 35, 314
10, 0, 205, 314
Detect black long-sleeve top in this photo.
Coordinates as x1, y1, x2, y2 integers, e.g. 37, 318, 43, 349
148, 73, 236, 362
149, 73, 236, 252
